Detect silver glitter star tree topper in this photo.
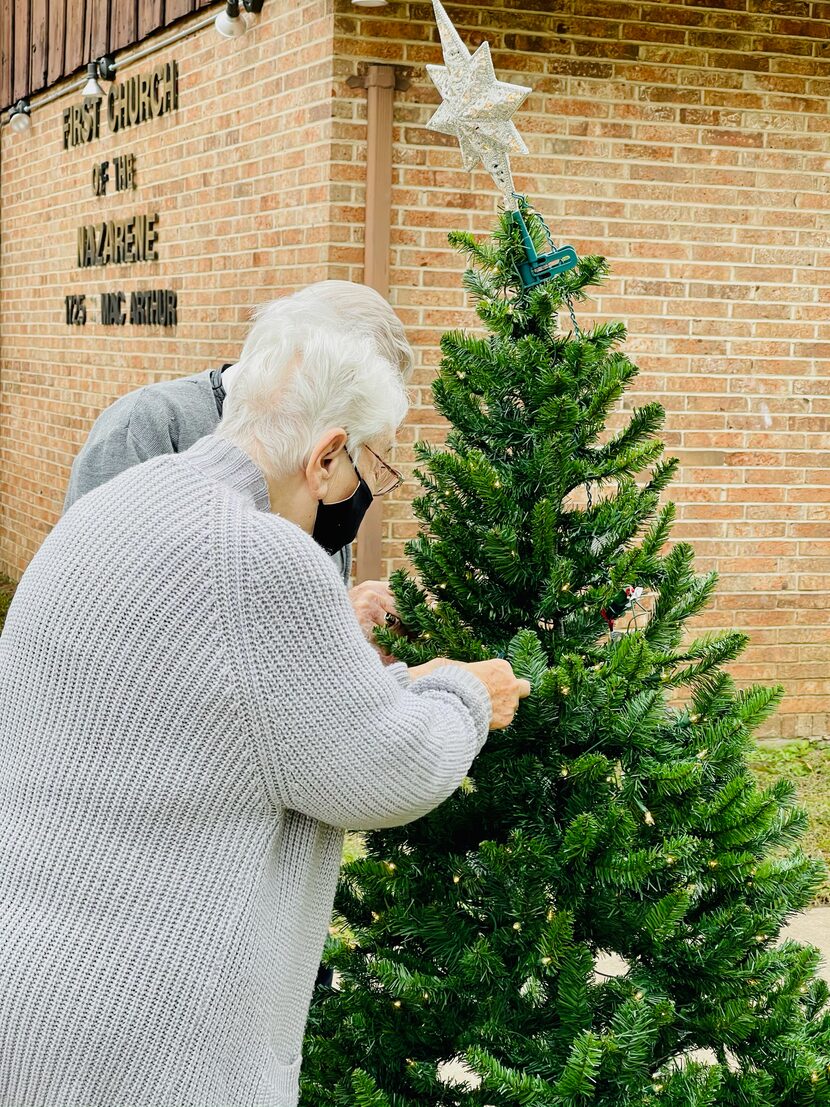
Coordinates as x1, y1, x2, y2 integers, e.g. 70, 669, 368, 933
425, 0, 579, 286
426, 0, 531, 209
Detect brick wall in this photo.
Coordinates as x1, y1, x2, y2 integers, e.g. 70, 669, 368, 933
3, 0, 830, 738
330, 0, 830, 739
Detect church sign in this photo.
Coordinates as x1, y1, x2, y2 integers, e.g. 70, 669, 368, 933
63, 60, 179, 327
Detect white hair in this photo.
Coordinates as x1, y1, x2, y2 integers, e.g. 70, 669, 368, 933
216, 281, 412, 479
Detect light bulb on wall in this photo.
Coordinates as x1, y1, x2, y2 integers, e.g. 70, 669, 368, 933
215, 0, 246, 37
352, 0, 389, 6
82, 62, 104, 99
8, 99, 31, 133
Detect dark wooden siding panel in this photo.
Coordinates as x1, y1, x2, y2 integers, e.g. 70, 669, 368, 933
87, 0, 108, 60
0, 0, 13, 107
137, 0, 163, 41
12, 0, 30, 101
63, 0, 86, 75
46, 0, 66, 85
30, 0, 48, 90
164, 0, 196, 23
110, 0, 135, 53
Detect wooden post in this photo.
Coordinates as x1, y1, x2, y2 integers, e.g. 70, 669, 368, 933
350, 63, 408, 584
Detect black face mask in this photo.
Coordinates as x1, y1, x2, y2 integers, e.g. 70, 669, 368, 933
312, 453, 374, 556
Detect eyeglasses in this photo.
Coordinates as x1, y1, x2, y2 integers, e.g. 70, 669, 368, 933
357, 444, 404, 497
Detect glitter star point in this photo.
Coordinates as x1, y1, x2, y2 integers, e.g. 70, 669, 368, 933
426, 0, 532, 204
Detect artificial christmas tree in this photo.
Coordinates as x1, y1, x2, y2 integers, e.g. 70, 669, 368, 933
299, 197, 830, 1107
299, 5, 830, 1104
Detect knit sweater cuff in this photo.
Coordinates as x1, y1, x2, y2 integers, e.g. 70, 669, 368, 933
408, 665, 492, 751
386, 661, 412, 688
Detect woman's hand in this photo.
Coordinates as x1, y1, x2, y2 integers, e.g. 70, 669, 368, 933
409, 657, 531, 731
348, 580, 399, 663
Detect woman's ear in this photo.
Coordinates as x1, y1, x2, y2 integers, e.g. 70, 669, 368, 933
305, 428, 349, 496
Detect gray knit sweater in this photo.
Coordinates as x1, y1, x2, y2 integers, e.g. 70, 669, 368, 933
0, 434, 492, 1107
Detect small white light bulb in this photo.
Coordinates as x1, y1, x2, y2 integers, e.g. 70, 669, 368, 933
82, 63, 104, 99
215, 2, 246, 37
10, 104, 31, 133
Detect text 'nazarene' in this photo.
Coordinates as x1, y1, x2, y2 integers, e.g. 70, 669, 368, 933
77, 214, 160, 268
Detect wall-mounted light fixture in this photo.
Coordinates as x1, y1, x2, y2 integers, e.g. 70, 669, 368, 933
82, 63, 104, 98
215, 1, 245, 38
215, 0, 265, 37
352, 0, 389, 6
82, 55, 117, 99
8, 98, 31, 133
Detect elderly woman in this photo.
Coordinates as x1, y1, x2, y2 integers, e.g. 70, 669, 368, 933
0, 285, 529, 1107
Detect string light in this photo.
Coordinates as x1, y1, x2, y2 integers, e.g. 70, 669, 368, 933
666, 855, 676, 865
561, 582, 571, 592
547, 908, 555, 920
541, 956, 552, 965
634, 990, 644, 1001
561, 685, 570, 696
643, 810, 655, 826
708, 860, 719, 869
385, 861, 396, 872
513, 921, 522, 931
696, 748, 708, 761
392, 1000, 402, 1008
371, 911, 380, 920
690, 713, 701, 723
560, 767, 569, 778
453, 874, 461, 883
